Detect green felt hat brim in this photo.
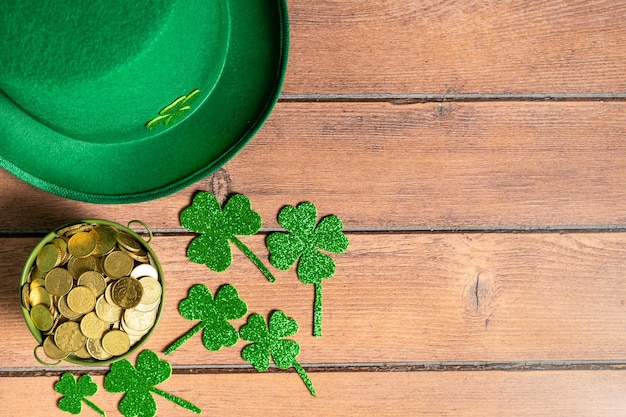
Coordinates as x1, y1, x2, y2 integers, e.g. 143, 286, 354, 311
0, 0, 288, 204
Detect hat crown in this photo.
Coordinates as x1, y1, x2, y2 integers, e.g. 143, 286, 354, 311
1, 0, 230, 143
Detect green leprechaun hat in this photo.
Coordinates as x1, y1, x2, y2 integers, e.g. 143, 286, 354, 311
0, 0, 289, 203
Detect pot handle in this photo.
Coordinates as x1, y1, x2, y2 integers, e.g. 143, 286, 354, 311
127, 220, 153, 244
33, 345, 62, 366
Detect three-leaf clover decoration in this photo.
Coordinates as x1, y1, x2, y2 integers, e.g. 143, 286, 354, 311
166, 283, 247, 355
240, 310, 316, 397
266, 202, 349, 336
55, 373, 106, 416
145, 89, 201, 130
104, 350, 201, 417
181, 192, 276, 282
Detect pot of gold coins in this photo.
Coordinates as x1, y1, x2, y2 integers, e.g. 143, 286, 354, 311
20, 219, 164, 365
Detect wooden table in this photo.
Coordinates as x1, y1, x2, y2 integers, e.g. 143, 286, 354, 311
3, 1, 626, 415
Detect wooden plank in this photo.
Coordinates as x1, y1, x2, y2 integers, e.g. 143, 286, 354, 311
3, 232, 626, 369
1, 102, 626, 231
284, 0, 626, 95
2, 370, 626, 416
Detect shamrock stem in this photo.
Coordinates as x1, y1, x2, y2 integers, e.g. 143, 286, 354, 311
165, 323, 204, 355
82, 398, 106, 417
230, 235, 276, 283
313, 282, 323, 337
150, 387, 202, 414
293, 361, 316, 397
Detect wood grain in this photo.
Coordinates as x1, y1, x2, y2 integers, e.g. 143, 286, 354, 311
1, 101, 625, 231
3, 371, 626, 416
3, 2, 626, 415
3, 232, 626, 369
284, 0, 626, 95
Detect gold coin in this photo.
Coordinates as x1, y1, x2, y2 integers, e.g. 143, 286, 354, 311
30, 278, 46, 289
77, 271, 106, 297
120, 246, 149, 263
68, 231, 97, 258
123, 308, 157, 332
60, 251, 72, 266
116, 231, 142, 253
104, 283, 116, 306
92, 226, 118, 256
50, 297, 59, 312
68, 255, 98, 278
103, 250, 134, 279
66, 286, 96, 314
58, 295, 83, 320
29, 286, 51, 307
138, 277, 162, 305
101, 330, 131, 356
55, 321, 86, 352
36, 244, 62, 272
130, 263, 159, 280
72, 344, 92, 359
80, 312, 110, 339
30, 304, 54, 331
120, 317, 150, 344
42, 335, 68, 360
51, 237, 68, 263
121, 316, 148, 335
43, 314, 62, 336
21, 283, 31, 310
134, 296, 161, 313
52, 236, 68, 247
45, 267, 74, 297
111, 277, 144, 309
86, 337, 112, 360
57, 223, 88, 237
126, 332, 146, 346
29, 266, 47, 281
95, 295, 123, 323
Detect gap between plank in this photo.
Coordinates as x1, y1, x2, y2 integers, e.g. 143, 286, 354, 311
279, 93, 626, 103
3, 361, 626, 377
4, 224, 626, 238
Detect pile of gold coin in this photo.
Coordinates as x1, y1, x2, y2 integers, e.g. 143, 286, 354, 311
21, 222, 163, 362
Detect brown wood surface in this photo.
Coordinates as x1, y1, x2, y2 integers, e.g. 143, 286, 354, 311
284, 0, 626, 95
2, 101, 626, 231
2, 371, 626, 417
3, 1, 626, 416
3, 233, 626, 369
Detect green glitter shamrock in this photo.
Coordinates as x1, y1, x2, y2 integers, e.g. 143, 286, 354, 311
165, 283, 247, 355
266, 202, 349, 336
55, 373, 106, 416
181, 191, 276, 282
104, 350, 201, 417
146, 89, 201, 130
240, 310, 316, 397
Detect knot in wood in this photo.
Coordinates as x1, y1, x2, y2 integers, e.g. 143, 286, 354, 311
205, 168, 232, 204
463, 270, 497, 321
